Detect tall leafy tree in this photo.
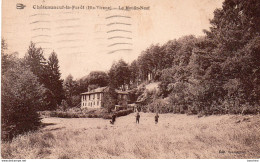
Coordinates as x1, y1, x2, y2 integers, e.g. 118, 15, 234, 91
24, 43, 66, 110
1, 41, 45, 140
103, 85, 117, 113
205, 0, 260, 106
129, 60, 139, 86
1, 39, 18, 74
108, 59, 131, 90
24, 42, 47, 84
63, 74, 78, 106
86, 71, 109, 88
44, 51, 64, 109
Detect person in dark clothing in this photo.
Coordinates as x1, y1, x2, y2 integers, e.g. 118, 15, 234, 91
136, 112, 140, 124
110, 114, 116, 124
155, 112, 159, 124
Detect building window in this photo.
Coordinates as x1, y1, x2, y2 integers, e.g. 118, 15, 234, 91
97, 93, 100, 99
93, 94, 95, 100
97, 101, 99, 106
89, 95, 90, 100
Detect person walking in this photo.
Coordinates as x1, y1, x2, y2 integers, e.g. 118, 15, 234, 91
136, 112, 140, 124
110, 113, 116, 124
155, 112, 159, 124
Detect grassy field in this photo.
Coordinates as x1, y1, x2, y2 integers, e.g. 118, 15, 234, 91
1, 113, 260, 159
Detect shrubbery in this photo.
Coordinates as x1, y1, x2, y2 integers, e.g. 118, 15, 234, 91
45, 108, 133, 119
48, 108, 105, 118
115, 109, 133, 117
103, 109, 133, 119
146, 99, 172, 113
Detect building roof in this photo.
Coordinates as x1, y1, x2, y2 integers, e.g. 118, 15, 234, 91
81, 87, 108, 95
81, 86, 129, 95
115, 89, 129, 95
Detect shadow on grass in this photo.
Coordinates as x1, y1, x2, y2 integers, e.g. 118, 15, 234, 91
44, 127, 65, 131
40, 122, 56, 128
40, 122, 65, 131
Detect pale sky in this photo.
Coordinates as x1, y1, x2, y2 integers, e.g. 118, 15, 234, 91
2, 0, 223, 79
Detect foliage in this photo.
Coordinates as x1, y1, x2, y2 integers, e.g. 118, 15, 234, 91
70, 95, 81, 107
47, 107, 133, 119
114, 109, 133, 117
108, 59, 131, 90
1, 50, 45, 140
136, 88, 160, 113
24, 43, 64, 110
59, 100, 69, 111
129, 60, 139, 85
24, 42, 46, 84
103, 86, 118, 113
86, 71, 109, 87
147, 98, 171, 113
191, 0, 260, 114
44, 51, 64, 109
87, 84, 99, 91
1, 39, 17, 74
63, 74, 78, 106
131, 0, 260, 115
128, 87, 144, 104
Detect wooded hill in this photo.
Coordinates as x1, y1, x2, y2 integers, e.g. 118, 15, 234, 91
76, 0, 260, 115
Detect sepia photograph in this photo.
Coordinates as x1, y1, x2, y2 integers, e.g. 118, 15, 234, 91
1, 0, 260, 159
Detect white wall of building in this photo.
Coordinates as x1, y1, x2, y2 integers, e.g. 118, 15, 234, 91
81, 93, 103, 108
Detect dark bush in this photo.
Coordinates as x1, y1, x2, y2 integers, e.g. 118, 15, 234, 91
115, 109, 133, 117
102, 114, 112, 119
1, 59, 45, 141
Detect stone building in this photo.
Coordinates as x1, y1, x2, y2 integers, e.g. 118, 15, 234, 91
81, 86, 129, 109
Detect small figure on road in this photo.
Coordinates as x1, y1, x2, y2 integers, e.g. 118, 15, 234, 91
155, 112, 159, 124
110, 113, 116, 124
136, 112, 140, 124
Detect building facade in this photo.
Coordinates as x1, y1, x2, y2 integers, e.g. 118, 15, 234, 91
81, 87, 129, 109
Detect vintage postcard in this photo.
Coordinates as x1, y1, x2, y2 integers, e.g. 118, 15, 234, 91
1, 0, 260, 159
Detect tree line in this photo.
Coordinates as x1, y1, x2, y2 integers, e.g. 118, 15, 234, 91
72, 0, 259, 115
